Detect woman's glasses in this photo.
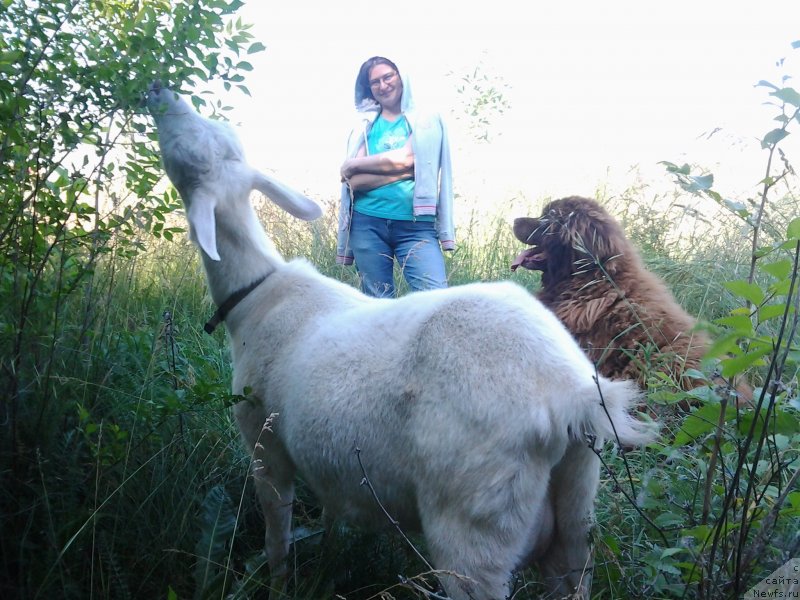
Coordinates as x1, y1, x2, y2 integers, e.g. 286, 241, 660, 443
369, 72, 397, 89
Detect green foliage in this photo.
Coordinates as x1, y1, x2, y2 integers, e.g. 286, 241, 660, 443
449, 57, 511, 143
0, 1, 262, 598
633, 40, 800, 600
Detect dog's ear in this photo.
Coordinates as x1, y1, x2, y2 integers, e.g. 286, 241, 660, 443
513, 217, 538, 244
562, 206, 629, 274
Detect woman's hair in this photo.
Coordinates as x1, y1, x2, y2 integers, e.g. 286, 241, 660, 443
354, 56, 400, 106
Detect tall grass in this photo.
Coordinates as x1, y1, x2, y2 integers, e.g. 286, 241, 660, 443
1, 184, 797, 600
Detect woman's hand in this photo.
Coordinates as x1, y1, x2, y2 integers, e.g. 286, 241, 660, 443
341, 137, 414, 182
340, 158, 357, 180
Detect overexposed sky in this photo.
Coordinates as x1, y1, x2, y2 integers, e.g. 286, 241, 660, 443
223, 0, 799, 212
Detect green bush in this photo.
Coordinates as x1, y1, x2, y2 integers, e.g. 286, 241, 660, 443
0, 1, 261, 598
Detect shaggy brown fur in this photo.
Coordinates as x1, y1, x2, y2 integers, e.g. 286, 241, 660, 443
512, 196, 751, 404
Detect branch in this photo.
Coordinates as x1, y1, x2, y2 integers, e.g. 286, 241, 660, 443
353, 446, 435, 572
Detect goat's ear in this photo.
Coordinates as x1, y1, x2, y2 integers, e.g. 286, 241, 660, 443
187, 192, 220, 261
253, 172, 322, 221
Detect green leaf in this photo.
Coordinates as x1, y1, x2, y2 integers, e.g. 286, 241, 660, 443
0, 50, 24, 66
660, 161, 691, 175
690, 173, 714, 191
769, 278, 793, 296
772, 87, 800, 107
654, 512, 685, 527
779, 239, 800, 251
758, 303, 790, 322
787, 217, 800, 240
247, 42, 266, 54
754, 244, 778, 259
705, 331, 744, 360
761, 128, 789, 148
714, 314, 753, 336
684, 368, 708, 381
602, 533, 621, 555
719, 346, 771, 378
723, 198, 750, 218
649, 389, 692, 405
674, 403, 736, 445
685, 385, 721, 404
682, 524, 713, 545
660, 547, 686, 559
761, 259, 793, 280
739, 407, 800, 438
723, 280, 765, 305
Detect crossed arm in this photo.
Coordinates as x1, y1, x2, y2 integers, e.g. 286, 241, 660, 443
340, 137, 415, 192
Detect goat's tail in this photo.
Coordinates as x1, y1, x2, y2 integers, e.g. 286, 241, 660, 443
578, 378, 658, 448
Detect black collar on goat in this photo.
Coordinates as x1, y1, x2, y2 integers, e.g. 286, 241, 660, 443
204, 271, 272, 334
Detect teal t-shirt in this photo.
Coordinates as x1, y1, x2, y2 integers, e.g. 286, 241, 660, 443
354, 115, 433, 222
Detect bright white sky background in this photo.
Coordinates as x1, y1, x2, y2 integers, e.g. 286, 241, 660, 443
223, 0, 799, 216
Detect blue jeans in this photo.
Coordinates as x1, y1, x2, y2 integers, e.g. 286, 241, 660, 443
349, 211, 448, 298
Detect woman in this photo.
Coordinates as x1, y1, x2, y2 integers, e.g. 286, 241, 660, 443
337, 56, 455, 298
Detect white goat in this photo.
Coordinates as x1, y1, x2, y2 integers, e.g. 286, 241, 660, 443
147, 84, 655, 600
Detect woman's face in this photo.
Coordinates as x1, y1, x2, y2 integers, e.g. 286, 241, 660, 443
368, 63, 402, 111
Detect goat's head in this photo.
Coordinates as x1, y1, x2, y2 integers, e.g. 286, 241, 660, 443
146, 82, 322, 262
145, 81, 195, 125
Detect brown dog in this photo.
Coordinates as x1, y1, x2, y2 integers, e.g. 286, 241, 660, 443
512, 196, 751, 405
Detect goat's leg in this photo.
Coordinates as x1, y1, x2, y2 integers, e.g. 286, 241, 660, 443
234, 401, 295, 599
422, 520, 514, 600
537, 443, 599, 599
253, 465, 294, 599
419, 470, 550, 600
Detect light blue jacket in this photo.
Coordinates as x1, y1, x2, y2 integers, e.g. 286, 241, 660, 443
336, 72, 455, 265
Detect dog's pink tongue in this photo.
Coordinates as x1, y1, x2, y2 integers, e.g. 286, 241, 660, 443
511, 248, 537, 271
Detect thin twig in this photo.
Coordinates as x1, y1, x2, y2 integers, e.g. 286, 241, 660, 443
589, 371, 668, 544
702, 396, 729, 525
739, 458, 800, 576
588, 441, 668, 547
591, 372, 639, 496
354, 446, 435, 572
